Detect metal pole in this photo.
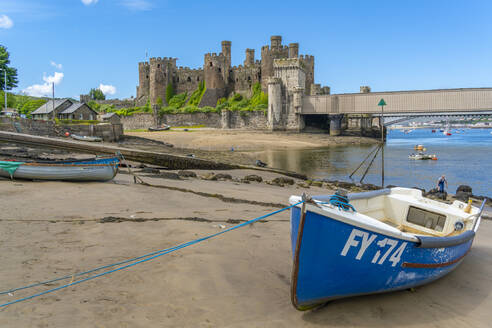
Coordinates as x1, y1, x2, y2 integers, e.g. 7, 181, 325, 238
52, 82, 55, 121
3, 70, 7, 113
381, 105, 385, 188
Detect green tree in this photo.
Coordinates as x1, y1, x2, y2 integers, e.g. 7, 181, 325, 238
0, 45, 18, 90
89, 88, 106, 100
165, 84, 175, 104
156, 96, 163, 108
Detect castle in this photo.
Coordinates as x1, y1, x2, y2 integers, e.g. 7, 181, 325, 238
136, 36, 318, 107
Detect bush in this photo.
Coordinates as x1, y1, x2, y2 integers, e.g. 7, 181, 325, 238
187, 81, 206, 106
168, 93, 188, 108
166, 84, 175, 104
55, 119, 100, 125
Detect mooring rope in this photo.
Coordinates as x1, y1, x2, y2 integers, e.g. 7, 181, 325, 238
0, 201, 303, 309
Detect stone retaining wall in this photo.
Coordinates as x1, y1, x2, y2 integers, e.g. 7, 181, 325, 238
120, 113, 156, 130
0, 118, 123, 142
120, 111, 268, 130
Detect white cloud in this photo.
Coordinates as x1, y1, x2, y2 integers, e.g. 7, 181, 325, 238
81, 0, 99, 6
50, 61, 62, 70
23, 72, 64, 97
99, 83, 116, 96
121, 0, 153, 11
0, 15, 14, 29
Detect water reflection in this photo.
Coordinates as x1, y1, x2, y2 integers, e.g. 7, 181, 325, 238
254, 129, 492, 197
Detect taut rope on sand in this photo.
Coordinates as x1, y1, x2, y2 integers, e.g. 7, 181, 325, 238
0, 201, 303, 309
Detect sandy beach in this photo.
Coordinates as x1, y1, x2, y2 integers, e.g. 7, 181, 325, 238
126, 129, 378, 152
0, 167, 491, 327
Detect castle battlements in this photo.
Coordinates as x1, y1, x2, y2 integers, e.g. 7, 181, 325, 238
299, 55, 314, 60
205, 53, 225, 59
274, 58, 305, 69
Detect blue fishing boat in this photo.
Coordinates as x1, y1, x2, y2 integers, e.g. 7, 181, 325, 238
0, 156, 120, 181
289, 188, 485, 310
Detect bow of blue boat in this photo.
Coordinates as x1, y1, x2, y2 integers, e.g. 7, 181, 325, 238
289, 188, 485, 310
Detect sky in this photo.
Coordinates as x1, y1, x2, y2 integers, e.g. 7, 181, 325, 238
1, 0, 491, 100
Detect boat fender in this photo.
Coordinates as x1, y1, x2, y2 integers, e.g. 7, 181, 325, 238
417, 230, 475, 248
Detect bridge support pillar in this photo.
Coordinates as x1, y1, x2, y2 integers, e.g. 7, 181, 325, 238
329, 114, 344, 136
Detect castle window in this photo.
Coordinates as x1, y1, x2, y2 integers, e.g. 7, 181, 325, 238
177, 77, 179, 82
157, 64, 160, 68
146, 75, 149, 79
236, 78, 238, 82
247, 76, 251, 81
209, 62, 213, 67
197, 76, 200, 81
187, 77, 191, 82
218, 68, 221, 73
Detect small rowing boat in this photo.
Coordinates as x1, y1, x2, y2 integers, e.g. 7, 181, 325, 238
0, 156, 120, 181
409, 153, 437, 160
71, 134, 103, 142
148, 125, 171, 132
289, 188, 485, 310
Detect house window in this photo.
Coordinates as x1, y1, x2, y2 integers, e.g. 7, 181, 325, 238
79, 114, 83, 120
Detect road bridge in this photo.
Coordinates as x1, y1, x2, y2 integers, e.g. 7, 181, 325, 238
301, 88, 492, 136
266, 58, 492, 137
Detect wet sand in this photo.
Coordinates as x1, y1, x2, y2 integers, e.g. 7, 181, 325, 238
126, 129, 378, 152
0, 170, 491, 327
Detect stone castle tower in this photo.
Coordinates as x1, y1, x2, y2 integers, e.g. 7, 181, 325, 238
136, 36, 315, 107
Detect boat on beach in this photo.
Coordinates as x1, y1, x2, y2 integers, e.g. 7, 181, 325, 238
289, 188, 485, 310
148, 125, 171, 132
71, 134, 103, 142
0, 156, 120, 181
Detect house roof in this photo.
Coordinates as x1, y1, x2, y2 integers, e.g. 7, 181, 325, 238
100, 112, 119, 119
61, 102, 85, 114
31, 99, 73, 115
60, 102, 98, 115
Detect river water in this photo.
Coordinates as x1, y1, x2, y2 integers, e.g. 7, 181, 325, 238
256, 128, 492, 197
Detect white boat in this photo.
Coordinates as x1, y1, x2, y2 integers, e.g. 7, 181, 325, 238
0, 157, 120, 181
71, 134, 103, 142
409, 152, 437, 160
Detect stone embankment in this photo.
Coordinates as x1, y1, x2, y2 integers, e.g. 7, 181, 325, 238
0, 117, 123, 142
120, 111, 268, 131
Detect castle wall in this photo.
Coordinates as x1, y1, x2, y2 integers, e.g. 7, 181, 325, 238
137, 62, 150, 100
149, 57, 175, 105
204, 53, 228, 90
174, 67, 203, 95
231, 62, 261, 97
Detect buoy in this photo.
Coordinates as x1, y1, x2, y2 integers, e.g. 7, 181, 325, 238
64, 132, 70, 137
432, 157, 438, 161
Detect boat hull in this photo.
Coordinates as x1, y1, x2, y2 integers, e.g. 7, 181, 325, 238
290, 206, 473, 309
0, 157, 120, 181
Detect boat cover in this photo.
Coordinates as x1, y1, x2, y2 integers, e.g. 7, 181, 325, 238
0, 161, 25, 178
